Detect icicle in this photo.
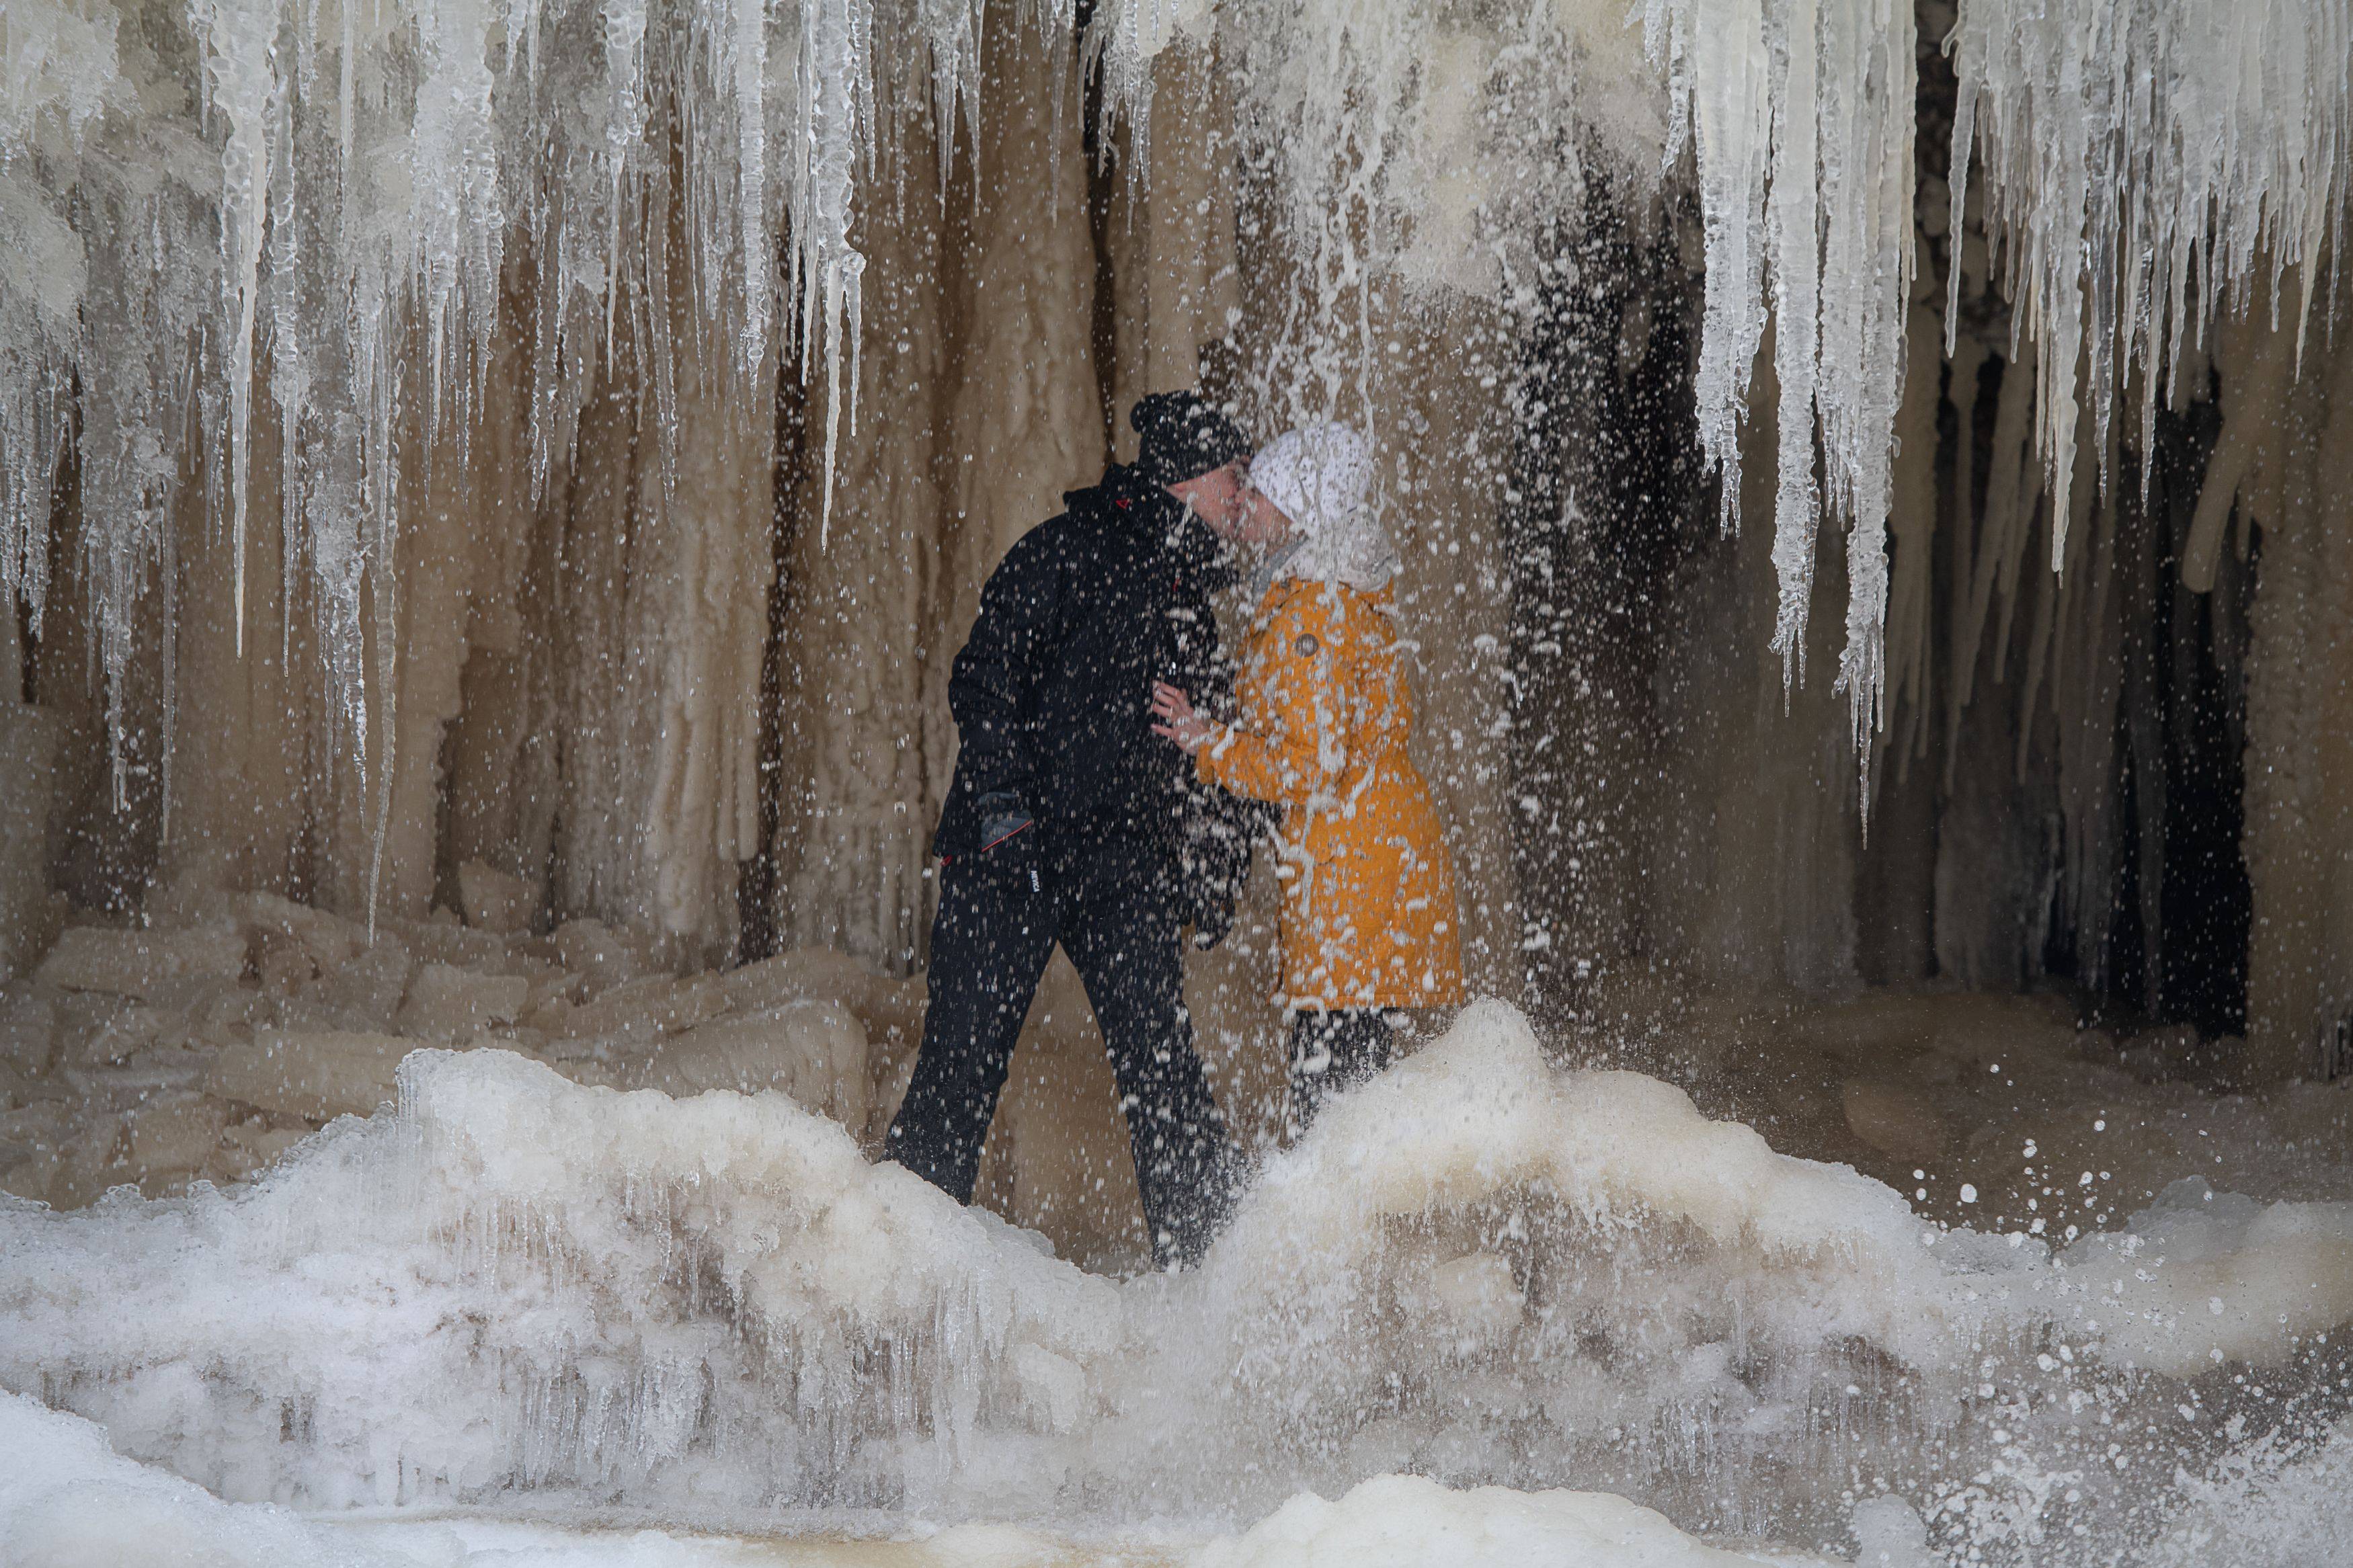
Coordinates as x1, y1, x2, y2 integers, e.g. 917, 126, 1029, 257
0, 0, 116, 632
1652, 0, 1769, 538
1948, 0, 2353, 573
1821, 0, 1914, 770
1763, 0, 1821, 691
188, 0, 283, 656
1086, 0, 1213, 191
795, 0, 871, 544
731, 0, 771, 374
1651, 0, 1915, 749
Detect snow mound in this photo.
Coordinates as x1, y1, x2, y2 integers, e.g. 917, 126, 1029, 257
0, 1046, 1115, 1515
0, 1392, 411, 1567
1195, 1473, 1812, 1568
1, 1391, 1828, 1567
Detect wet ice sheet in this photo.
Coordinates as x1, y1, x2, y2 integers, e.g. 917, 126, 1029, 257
326, 1514, 1185, 1567
2, 1392, 1168, 1565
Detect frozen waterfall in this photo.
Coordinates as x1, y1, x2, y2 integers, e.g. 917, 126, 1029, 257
7, 0, 2353, 1563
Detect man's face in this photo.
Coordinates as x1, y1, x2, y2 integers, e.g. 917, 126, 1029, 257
1173, 460, 1298, 548
1233, 485, 1300, 548
1168, 460, 1253, 536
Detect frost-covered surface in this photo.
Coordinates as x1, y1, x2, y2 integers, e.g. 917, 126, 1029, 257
4, 1000, 2351, 1563
0, 1393, 413, 1567
1, 1041, 1115, 1516
1191, 1474, 1813, 1567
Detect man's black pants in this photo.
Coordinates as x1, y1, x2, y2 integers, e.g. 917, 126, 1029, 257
885, 825, 1237, 1268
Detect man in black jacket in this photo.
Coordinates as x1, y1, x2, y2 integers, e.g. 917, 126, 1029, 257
886, 391, 1278, 1269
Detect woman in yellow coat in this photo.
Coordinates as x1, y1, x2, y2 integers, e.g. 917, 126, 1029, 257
1152, 421, 1465, 1128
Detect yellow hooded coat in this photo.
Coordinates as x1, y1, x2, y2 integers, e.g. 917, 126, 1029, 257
1197, 574, 1466, 1011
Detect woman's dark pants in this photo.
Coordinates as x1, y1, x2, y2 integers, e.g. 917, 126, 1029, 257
1286, 1008, 1395, 1131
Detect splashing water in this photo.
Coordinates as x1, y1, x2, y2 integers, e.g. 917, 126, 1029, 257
3, 1001, 2349, 1563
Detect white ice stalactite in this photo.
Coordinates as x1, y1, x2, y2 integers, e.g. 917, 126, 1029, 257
6, 0, 2353, 932
186, 0, 281, 652
405, 0, 507, 440
1648, 0, 1913, 761
1763, 0, 1821, 693
1948, 0, 2353, 568
0, 0, 123, 626
1658, 0, 1768, 540
1815, 0, 1911, 771
793, 0, 870, 544
1084, 0, 1213, 186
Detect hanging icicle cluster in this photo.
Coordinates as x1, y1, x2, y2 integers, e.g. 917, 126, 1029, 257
1644, 0, 1916, 774
0, 0, 1019, 799
1949, 0, 2353, 575
5, 0, 2353, 819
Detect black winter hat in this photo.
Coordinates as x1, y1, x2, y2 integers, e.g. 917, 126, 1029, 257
1131, 390, 1252, 485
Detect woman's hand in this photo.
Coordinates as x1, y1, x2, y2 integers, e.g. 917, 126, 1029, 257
1151, 682, 1218, 753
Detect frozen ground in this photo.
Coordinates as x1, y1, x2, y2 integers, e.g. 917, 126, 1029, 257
2, 899, 2352, 1564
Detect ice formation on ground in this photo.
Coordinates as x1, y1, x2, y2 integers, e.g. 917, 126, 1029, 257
1, 1393, 1839, 1567
1191, 1473, 1814, 1567
0, 1392, 414, 1567
4, 1000, 2350, 1563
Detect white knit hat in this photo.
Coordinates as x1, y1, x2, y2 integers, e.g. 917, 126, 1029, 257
1250, 421, 1399, 593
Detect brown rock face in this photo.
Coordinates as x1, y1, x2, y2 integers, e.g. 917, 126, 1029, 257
1840, 1077, 1951, 1163
206, 1030, 420, 1122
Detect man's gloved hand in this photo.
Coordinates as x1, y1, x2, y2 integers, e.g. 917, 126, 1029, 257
975, 790, 1034, 852
1179, 786, 1275, 950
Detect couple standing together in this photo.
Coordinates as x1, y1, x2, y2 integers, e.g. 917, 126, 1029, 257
884, 392, 1465, 1269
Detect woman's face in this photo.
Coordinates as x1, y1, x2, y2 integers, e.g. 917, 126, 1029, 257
1234, 485, 1300, 548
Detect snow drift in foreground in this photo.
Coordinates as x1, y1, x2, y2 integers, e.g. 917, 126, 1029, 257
0, 1393, 407, 1568
3, 1001, 2350, 1563
0, 1393, 1820, 1568
13, 1389, 2353, 1568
